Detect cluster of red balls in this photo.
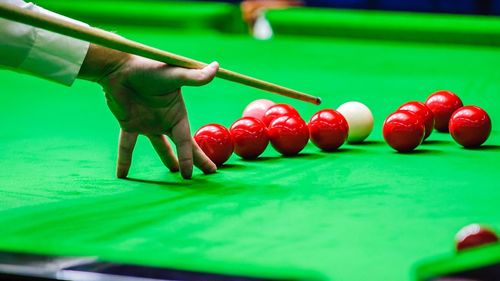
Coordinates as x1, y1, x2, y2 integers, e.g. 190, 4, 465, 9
383, 90, 492, 152
194, 90, 492, 165
193, 100, 349, 166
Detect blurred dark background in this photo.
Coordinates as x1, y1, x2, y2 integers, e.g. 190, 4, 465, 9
197, 0, 500, 15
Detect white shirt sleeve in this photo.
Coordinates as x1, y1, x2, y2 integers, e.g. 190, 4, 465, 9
0, 0, 90, 86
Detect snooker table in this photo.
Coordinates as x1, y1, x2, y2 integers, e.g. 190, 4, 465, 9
1, 2, 500, 280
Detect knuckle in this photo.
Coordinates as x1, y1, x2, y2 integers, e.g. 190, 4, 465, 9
196, 71, 208, 81
119, 144, 133, 154
178, 157, 193, 167
117, 157, 132, 166
175, 138, 192, 147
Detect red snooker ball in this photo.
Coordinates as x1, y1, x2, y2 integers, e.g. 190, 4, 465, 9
398, 101, 434, 140
383, 110, 425, 153
268, 115, 309, 156
308, 109, 349, 151
455, 224, 499, 252
194, 124, 234, 166
425, 90, 463, 132
230, 117, 269, 159
449, 106, 491, 148
242, 99, 275, 123
263, 104, 300, 127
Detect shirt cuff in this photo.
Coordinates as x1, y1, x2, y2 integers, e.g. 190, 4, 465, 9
18, 2, 90, 86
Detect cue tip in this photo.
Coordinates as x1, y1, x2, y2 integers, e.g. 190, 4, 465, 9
315, 97, 322, 105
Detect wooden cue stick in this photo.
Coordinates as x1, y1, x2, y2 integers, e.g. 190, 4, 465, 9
0, 3, 321, 105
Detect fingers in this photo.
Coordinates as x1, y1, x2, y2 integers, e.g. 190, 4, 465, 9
116, 129, 138, 178
148, 135, 179, 172
192, 139, 217, 174
172, 61, 219, 87
149, 134, 216, 177
170, 117, 194, 179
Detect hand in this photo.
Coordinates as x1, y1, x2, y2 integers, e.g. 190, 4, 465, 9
78, 44, 218, 179
241, 0, 302, 25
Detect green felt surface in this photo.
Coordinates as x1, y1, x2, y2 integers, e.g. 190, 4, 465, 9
415, 243, 500, 280
1, 6, 500, 281
34, 0, 245, 33
267, 8, 500, 45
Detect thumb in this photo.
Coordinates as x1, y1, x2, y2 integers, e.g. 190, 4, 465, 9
175, 61, 219, 87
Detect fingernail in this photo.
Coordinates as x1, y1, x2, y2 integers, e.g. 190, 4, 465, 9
206, 165, 217, 174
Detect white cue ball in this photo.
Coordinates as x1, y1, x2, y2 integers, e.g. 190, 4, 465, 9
337, 101, 374, 143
